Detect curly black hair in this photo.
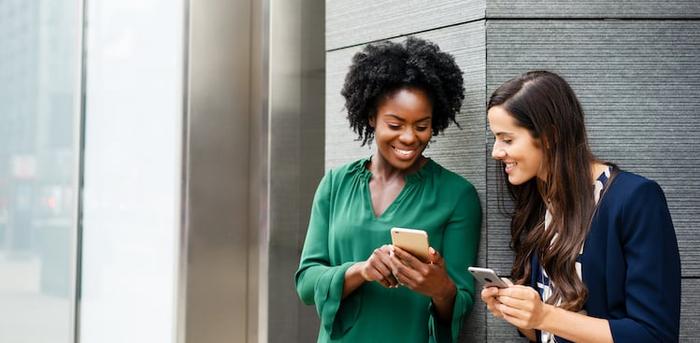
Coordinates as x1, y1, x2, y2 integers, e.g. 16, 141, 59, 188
341, 36, 465, 146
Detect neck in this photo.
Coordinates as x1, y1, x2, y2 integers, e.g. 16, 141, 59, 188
590, 161, 608, 182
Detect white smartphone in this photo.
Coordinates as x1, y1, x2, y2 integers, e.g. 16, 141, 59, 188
468, 267, 510, 289
390, 227, 429, 262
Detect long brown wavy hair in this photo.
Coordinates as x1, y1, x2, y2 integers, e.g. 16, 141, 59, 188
488, 71, 602, 311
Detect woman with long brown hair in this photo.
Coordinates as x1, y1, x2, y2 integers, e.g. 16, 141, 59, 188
482, 70, 680, 342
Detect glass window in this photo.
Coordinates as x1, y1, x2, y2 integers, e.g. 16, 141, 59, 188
79, 0, 184, 342
0, 1, 82, 342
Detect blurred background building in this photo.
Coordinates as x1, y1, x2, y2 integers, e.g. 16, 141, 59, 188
0, 0, 698, 342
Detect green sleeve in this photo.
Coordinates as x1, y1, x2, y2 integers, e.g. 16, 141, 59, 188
429, 182, 482, 343
294, 170, 361, 339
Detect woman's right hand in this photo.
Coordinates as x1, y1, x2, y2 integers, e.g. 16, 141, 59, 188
482, 286, 505, 318
481, 284, 538, 342
359, 244, 399, 288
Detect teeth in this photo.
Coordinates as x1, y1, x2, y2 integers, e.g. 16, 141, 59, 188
394, 147, 414, 156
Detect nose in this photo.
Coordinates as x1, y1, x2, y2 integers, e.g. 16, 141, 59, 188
398, 127, 417, 145
491, 142, 506, 160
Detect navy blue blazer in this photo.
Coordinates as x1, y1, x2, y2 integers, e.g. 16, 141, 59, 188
529, 171, 681, 342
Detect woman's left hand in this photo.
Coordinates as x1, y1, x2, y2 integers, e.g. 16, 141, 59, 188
390, 246, 455, 300
496, 285, 550, 330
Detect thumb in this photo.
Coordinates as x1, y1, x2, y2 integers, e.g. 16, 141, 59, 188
428, 247, 444, 266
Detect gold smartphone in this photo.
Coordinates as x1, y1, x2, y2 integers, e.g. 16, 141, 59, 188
390, 227, 429, 262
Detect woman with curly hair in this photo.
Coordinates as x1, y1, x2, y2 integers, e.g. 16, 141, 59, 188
295, 37, 481, 342
482, 71, 680, 342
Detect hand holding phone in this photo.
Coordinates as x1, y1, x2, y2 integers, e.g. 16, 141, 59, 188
468, 267, 510, 289
390, 227, 429, 262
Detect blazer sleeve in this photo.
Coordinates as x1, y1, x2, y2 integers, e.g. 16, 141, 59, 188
608, 180, 681, 342
429, 182, 482, 343
294, 170, 359, 339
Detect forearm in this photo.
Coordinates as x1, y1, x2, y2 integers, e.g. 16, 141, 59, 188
342, 262, 367, 299
539, 305, 612, 343
431, 282, 457, 322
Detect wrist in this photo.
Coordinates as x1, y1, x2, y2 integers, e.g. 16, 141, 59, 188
432, 281, 456, 303
349, 261, 369, 282
537, 303, 557, 331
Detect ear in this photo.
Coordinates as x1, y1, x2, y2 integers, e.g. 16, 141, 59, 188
369, 115, 376, 128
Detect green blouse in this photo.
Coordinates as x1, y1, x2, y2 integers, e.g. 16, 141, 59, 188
295, 157, 482, 342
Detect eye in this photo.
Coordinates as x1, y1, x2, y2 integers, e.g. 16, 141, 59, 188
496, 136, 513, 144
493, 138, 511, 147
416, 126, 429, 132
387, 123, 401, 130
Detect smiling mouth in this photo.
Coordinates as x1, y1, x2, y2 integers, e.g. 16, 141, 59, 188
504, 161, 516, 173
392, 146, 417, 160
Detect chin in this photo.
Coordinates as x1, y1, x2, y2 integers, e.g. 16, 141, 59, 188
381, 147, 424, 170
507, 175, 525, 186
508, 172, 537, 186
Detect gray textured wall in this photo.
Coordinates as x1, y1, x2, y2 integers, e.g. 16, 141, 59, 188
324, 1, 700, 341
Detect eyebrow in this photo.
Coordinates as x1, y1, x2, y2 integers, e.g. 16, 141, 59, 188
384, 113, 432, 122
493, 131, 514, 137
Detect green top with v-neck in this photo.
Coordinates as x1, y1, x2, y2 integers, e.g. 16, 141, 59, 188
295, 157, 482, 342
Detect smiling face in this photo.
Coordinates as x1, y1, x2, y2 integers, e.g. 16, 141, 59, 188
488, 105, 545, 185
370, 87, 433, 171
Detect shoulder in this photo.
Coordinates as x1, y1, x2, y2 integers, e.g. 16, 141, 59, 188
430, 162, 482, 226
328, 158, 367, 175
600, 170, 672, 238
429, 160, 479, 200
322, 158, 369, 181
606, 170, 666, 204
609, 170, 655, 190
315, 158, 370, 196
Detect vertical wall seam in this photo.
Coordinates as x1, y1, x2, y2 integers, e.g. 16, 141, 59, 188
73, 0, 89, 340
482, 17, 489, 343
